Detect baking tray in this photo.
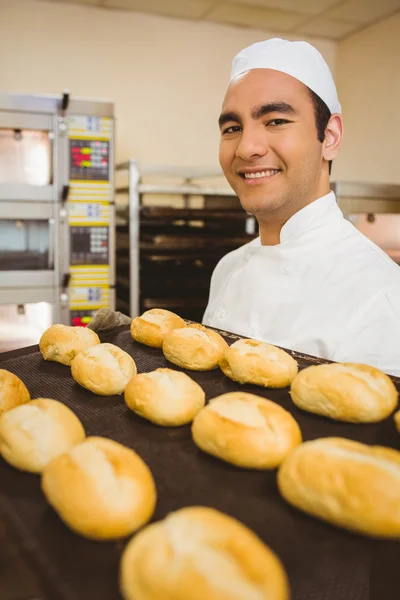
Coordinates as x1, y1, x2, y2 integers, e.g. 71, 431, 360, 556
0, 326, 399, 600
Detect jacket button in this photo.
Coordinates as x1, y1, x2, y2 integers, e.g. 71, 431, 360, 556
219, 308, 226, 319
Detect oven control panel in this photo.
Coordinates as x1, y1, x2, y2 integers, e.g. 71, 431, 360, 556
70, 226, 108, 265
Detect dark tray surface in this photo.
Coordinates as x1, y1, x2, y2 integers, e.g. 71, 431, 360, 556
0, 326, 399, 600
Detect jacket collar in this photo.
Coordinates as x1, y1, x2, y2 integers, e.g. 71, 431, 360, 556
252, 191, 342, 246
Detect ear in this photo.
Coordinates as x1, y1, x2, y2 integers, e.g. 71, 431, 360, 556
323, 114, 343, 161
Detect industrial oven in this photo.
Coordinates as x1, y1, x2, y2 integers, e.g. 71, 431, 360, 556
0, 92, 115, 334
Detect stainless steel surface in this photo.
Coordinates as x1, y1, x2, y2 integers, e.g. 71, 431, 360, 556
128, 160, 140, 318
0, 184, 53, 202
116, 163, 224, 178
0, 288, 56, 305
332, 181, 400, 199
138, 184, 236, 196
0, 92, 114, 118
0, 202, 54, 219
1, 271, 55, 287
0, 111, 53, 130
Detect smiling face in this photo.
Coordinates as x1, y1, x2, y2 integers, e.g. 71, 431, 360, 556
219, 69, 335, 220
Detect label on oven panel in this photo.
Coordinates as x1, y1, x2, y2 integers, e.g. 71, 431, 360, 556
68, 202, 111, 226
69, 284, 111, 311
69, 116, 112, 140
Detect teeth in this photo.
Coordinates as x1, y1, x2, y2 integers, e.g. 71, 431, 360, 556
244, 170, 279, 179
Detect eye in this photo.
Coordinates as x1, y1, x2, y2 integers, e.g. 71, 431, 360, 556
222, 125, 241, 135
267, 119, 290, 126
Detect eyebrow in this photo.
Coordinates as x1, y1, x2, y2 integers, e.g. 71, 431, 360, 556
218, 101, 297, 129
251, 102, 298, 120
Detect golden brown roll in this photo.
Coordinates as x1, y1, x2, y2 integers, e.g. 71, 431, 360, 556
120, 506, 289, 600
124, 368, 205, 426
0, 369, 30, 416
290, 363, 398, 423
130, 309, 186, 348
395, 410, 400, 433
42, 436, 156, 540
71, 343, 136, 396
0, 398, 85, 473
278, 437, 400, 538
162, 324, 228, 371
39, 324, 100, 366
192, 392, 302, 469
220, 338, 298, 388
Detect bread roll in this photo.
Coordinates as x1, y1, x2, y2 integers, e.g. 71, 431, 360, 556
71, 343, 136, 395
124, 368, 205, 426
42, 436, 156, 540
130, 309, 186, 348
120, 506, 289, 600
220, 339, 298, 388
0, 369, 30, 416
278, 437, 400, 538
0, 399, 85, 473
290, 363, 398, 423
162, 324, 228, 371
39, 324, 100, 366
395, 410, 400, 433
192, 392, 302, 469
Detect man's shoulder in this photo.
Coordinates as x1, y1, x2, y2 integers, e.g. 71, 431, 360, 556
336, 220, 400, 280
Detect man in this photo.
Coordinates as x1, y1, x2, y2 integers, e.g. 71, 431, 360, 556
202, 38, 400, 376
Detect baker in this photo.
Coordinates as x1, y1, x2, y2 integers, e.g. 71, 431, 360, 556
89, 38, 400, 377
202, 38, 400, 377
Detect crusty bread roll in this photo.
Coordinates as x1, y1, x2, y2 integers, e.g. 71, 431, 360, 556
220, 338, 298, 388
39, 324, 100, 366
395, 410, 400, 433
120, 506, 289, 600
0, 398, 85, 473
124, 368, 205, 426
290, 363, 398, 423
278, 437, 400, 538
71, 343, 136, 396
192, 392, 302, 469
130, 309, 186, 348
0, 369, 30, 416
42, 436, 156, 540
162, 324, 228, 371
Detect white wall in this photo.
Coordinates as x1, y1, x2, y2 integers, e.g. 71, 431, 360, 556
335, 12, 400, 184
0, 0, 336, 168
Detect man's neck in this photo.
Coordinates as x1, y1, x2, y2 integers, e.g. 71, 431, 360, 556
256, 186, 331, 246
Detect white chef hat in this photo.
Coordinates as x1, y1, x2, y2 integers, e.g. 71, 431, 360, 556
230, 38, 341, 115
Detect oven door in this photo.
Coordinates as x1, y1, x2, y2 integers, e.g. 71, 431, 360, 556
0, 111, 55, 203
0, 202, 57, 296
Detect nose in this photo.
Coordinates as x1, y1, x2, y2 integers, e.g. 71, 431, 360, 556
235, 125, 268, 161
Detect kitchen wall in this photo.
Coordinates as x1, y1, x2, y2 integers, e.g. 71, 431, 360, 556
0, 0, 336, 169
335, 11, 400, 184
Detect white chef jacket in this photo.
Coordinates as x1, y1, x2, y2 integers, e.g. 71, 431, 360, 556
203, 191, 400, 377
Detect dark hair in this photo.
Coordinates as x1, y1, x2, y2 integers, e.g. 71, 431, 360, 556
307, 88, 332, 175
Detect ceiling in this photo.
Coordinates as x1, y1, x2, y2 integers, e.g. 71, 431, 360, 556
38, 0, 400, 40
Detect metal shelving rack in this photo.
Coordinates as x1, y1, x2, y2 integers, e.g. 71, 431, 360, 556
115, 161, 257, 319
